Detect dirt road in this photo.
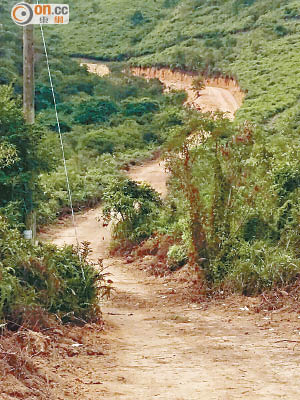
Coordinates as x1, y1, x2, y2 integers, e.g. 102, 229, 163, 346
44, 64, 300, 399
49, 159, 168, 254
46, 160, 300, 400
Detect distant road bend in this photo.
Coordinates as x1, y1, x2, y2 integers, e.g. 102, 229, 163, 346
80, 60, 244, 119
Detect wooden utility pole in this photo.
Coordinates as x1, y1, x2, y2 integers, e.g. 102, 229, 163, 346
23, 6, 34, 124
23, 0, 36, 242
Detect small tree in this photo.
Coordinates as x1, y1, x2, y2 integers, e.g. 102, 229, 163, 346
130, 11, 144, 26
165, 112, 256, 278
73, 97, 119, 125
0, 86, 48, 223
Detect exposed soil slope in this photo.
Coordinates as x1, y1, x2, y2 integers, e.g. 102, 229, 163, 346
79, 61, 244, 118
130, 67, 244, 118
80, 59, 110, 77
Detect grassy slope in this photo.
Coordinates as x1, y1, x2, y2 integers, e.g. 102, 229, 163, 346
52, 0, 300, 130
0, 0, 23, 87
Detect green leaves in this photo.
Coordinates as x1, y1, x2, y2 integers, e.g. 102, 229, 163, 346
0, 86, 49, 222
163, 110, 300, 291
0, 216, 105, 324
73, 97, 119, 125
0, 142, 19, 168
102, 178, 162, 246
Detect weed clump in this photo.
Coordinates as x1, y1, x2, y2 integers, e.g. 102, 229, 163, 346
0, 217, 107, 326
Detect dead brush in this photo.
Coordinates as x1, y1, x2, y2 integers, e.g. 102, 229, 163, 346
255, 278, 300, 312
0, 325, 55, 399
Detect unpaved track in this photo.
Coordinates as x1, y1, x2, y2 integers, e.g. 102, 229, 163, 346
47, 160, 300, 399
46, 64, 300, 398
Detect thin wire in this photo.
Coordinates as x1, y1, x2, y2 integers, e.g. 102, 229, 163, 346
38, 22, 81, 258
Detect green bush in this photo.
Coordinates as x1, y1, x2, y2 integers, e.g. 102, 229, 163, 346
163, 0, 181, 8
167, 244, 188, 269
274, 165, 300, 204
242, 216, 279, 243
73, 97, 119, 125
102, 178, 162, 246
160, 111, 300, 292
122, 98, 160, 117
0, 86, 49, 223
130, 10, 145, 26
0, 216, 106, 324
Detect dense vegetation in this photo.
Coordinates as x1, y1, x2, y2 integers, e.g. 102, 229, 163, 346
0, 86, 107, 324
0, 0, 186, 322
104, 109, 300, 293
0, 217, 105, 324
50, 0, 300, 293
1, 0, 186, 226
1, 0, 300, 301
162, 112, 300, 293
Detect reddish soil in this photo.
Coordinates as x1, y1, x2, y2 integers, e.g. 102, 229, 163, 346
80, 61, 244, 119
130, 66, 244, 119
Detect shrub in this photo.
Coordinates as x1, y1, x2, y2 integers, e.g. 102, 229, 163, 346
35, 83, 60, 111
242, 216, 279, 242
163, 0, 181, 8
122, 98, 159, 117
0, 217, 107, 324
227, 241, 300, 295
167, 244, 188, 270
274, 25, 289, 37
0, 86, 49, 223
274, 165, 300, 204
80, 130, 116, 154
73, 97, 119, 125
130, 11, 145, 26
102, 178, 162, 246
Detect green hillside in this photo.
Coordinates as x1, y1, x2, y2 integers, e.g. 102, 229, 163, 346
0, 0, 187, 324
1, 0, 300, 298
52, 0, 300, 129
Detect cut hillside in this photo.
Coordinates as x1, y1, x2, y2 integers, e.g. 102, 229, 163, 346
131, 66, 244, 117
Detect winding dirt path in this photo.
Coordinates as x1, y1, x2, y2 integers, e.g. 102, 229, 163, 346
42, 63, 300, 398
44, 160, 300, 400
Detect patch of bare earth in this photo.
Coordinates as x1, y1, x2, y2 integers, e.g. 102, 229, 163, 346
0, 321, 106, 400
77, 61, 244, 119
130, 66, 245, 119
